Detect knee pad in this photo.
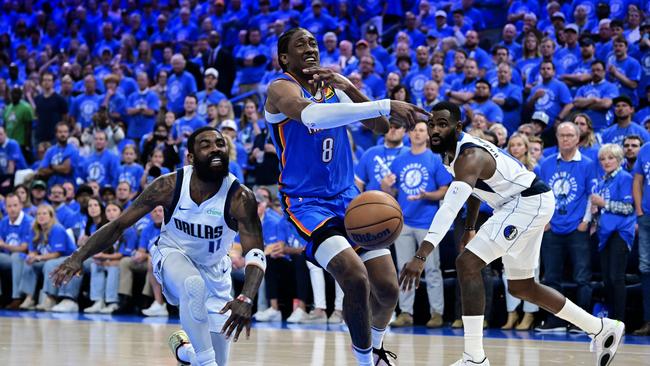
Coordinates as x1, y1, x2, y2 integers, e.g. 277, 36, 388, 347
184, 275, 207, 323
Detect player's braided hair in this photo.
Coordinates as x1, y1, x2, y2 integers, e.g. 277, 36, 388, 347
277, 27, 307, 72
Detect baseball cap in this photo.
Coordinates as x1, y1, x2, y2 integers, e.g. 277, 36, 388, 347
427, 29, 439, 39
565, 23, 579, 33
435, 10, 447, 18
531, 111, 550, 125
31, 180, 47, 190
204, 68, 219, 78
551, 12, 566, 21
311, 0, 322, 6
355, 39, 369, 48
220, 119, 238, 132
613, 95, 633, 106
366, 25, 379, 34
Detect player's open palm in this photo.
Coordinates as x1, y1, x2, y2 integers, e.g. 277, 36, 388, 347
389, 101, 430, 130
399, 259, 425, 292
50, 256, 83, 287
302, 67, 353, 90
220, 299, 253, 342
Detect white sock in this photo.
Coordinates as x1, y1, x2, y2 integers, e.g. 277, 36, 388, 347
463, 315, 486, 361
555, 298, 602, 335
352, 344, 373, 366
177, 343, 195, 363
195, 348, 218, 366
371, 326, 386, 349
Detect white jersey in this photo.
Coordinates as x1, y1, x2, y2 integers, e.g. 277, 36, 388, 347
158, 165, 239, 267
446, 132, 545, 209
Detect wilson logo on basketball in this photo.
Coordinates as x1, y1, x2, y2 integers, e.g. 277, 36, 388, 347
351, 229, 391, 243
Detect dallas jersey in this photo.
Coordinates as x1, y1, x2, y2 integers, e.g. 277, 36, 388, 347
447, 133, 548, 209
265, 73, 354, 198
157, 165, 240, 266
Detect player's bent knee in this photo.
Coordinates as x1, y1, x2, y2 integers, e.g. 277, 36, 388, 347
338, 266, 370, 295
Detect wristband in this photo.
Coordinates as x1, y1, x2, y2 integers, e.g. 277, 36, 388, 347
376, 99, 391, 117
236, 294, 253, 305
414, 255, 426, 262
464, 227, 476, 231
244, 248, 267, 272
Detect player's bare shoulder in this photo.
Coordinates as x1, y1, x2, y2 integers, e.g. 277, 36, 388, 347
454, 146, 495, 181
265, 78, 303, 114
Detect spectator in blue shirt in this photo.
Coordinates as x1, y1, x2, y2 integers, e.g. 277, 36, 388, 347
249, 0, 276, 37
0, 126, 26, 193
633, 140, 650, 335
485, 46, 523, 87
82, 130, 121, 187
601, 95, 650, 145
555, 24, 582, 71
126, 72, 160, 143
71, 75, 103, 129
358, 55, 386, 100
464, 31, 493, 74
591, 144, 636, 322
528, 61, 574, 125
196, 68, 226, 121
355, 121, 408, 192
607, 36, 642, 105
466, 79, 504, 126
172, 95, 206, 144
18, 204, 79, 312
622, 135, 643, 172
101, 74, 127, 123
235, 28, 271, 94
172, 7, 199, 44
561, 37, 598, 92
48, 184, 77, 230
364, 25, 391, 70
0, 193, 32, 309
166, 54, 198, 116
404, 46, 432, 105
116, 145, 144, 193
381, 122, 452, 328
320, 32, 341, 69
537, 122, 597, 331
447, 58, 479, 106
37, 122, 78, 187
492, 63, 524, 134
499, 24, 523, 60
574, 61, 619, 131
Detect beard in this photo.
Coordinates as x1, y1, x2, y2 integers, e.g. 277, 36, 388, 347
429, 131, 456, 155
193, 152, 230, 183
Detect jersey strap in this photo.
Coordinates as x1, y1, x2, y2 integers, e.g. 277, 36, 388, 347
164, 168, 184, 225
223, 179, 241, 231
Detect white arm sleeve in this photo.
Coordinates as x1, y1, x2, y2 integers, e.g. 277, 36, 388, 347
423, 181, 474, 248
300, 99, 391, 129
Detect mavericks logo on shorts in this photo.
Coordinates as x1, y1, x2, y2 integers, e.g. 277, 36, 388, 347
503, 225, 518, 241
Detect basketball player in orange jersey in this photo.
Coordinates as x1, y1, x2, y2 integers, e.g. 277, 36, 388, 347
400, 102, 625, 366
264, 27, 429, 366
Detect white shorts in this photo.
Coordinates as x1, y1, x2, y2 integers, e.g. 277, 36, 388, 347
466, 191, 555, 280
151, 244, 232, 332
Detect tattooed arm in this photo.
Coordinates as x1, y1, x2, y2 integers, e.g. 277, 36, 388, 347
50, 173, 176, 286
220, 184, 265, 342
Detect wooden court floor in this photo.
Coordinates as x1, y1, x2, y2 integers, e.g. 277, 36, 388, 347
0, 316, 649, 365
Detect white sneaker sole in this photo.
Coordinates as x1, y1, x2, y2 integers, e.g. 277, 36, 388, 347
597, 322, 625, 366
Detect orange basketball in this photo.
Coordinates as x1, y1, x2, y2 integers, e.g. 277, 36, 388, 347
345, 191, 404, 250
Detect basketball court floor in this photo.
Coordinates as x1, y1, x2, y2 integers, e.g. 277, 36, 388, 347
1, 310, 648, 365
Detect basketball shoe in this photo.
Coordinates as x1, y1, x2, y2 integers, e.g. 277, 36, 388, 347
168, 330, 191, 366
449, 353, 490, 365
590, 318, 625, 366
373, 345, 397, 366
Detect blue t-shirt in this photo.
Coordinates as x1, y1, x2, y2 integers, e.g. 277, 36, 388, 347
538, 152, 597, 235
118, 77, 138, 98
107, 93, 127, 121
355, 145, 408, 192
389, 150, 453, 229
29, 223, 73, 255
634, 143, 650, 213
115, 227, 138, 256
82, 150, 121, 187
469, 100, 504, 124
529, 78, 572, 123
126, 90, 160, 139
39, 144, 79, 187
404, 66, 432, 105
138, 221, 161, 252
261, 208, 285, 246
166, 71, 198, 114
172, 115, 207, 140
117, 163, 145, 192
607, 56, 642, 105
72, 94, 103, 128
0, 138, 27, 173
575, 80, 620, 131
0, 212, 33, 254
55, 204, 77, 229
492, 83, 524, 134
196, 90, 226, 121
600, 122, 650, 146
594, 168, 636, 251
236, 44, 271, 85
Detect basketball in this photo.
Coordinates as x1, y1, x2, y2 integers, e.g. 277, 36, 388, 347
344, 191, 404, 250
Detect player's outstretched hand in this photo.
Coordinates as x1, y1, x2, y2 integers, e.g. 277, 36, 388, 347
389, 101, 430, 130
302, 67, 353, 90
50, 255, 83, 287
220, 298, 253, 342
398, 258, 426, 292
